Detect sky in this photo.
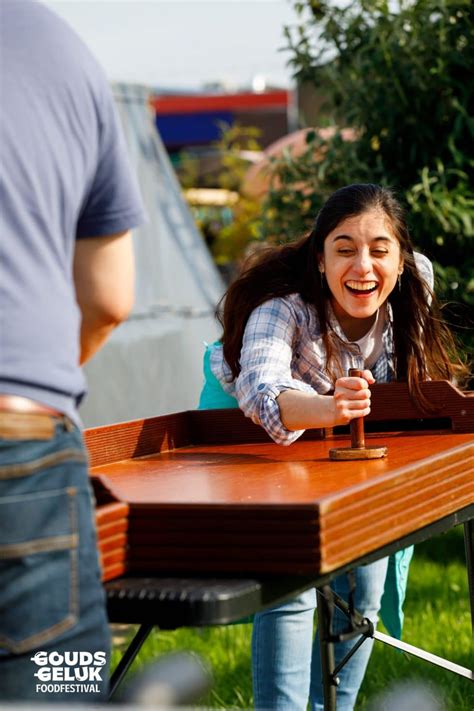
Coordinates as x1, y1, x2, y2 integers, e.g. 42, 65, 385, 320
43, 0, 301, 91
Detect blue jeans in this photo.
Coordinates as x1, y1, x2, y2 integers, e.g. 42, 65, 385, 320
252, 558, 388, 711
0, 420, 110, 702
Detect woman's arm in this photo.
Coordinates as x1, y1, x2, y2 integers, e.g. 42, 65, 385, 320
277, 370, 374, 430
234, 298, 316, 444
234, 297, 374, 443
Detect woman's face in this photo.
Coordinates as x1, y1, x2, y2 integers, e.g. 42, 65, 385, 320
319, 208, 403, 329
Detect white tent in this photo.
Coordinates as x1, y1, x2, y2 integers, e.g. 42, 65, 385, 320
80, 84, 225, 427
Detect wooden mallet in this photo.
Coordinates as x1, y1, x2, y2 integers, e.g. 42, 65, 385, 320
329, 368, 388, 461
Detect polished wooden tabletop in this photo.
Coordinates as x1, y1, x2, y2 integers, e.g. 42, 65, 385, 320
90, 430, 472, 574
92, 430, 472, 507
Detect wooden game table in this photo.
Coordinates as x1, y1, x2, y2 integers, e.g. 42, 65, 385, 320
86, 381, 474, 707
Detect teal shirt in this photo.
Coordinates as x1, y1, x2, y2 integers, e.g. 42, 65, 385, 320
198, 342, 238, 410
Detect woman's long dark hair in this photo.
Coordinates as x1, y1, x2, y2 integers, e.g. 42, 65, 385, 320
219, 184, 468, 410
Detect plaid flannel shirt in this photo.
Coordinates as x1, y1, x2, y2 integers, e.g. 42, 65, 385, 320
211, 252, 433, 445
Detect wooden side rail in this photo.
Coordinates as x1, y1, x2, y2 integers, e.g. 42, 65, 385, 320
85, 412, 191, 467
85, 382, 473, 468
367, 380, 474, 432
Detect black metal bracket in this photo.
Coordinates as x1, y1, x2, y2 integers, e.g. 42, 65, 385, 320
108, 622, 154, 700
316, 580, 376, 692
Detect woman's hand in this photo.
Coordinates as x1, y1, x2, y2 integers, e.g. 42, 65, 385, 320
331, 370, 375, 426
277, 370, 375, 431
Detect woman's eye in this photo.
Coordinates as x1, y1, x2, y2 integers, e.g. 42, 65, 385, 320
372, 250, 389, 256
337, 249, 354, 255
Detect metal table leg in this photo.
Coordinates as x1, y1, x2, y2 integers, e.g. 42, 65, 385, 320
316, 586, 337, 711
108, 622, 154, 700
464, 519, 474, 634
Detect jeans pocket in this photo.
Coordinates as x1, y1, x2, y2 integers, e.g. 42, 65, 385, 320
0, 487, 79, 654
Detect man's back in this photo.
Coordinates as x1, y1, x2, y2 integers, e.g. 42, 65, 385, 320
0, 1, 144, 701
0, 0, 143, 421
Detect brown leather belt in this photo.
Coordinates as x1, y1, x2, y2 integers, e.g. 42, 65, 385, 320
0, 395, 67, 440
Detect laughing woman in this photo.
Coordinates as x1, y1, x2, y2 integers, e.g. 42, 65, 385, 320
200, 183, 466, 710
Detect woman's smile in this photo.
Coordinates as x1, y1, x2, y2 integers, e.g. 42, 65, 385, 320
344, 280, 379, 295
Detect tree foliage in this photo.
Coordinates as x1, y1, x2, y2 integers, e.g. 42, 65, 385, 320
179, 124, 263, 270
256, 1, 472, 360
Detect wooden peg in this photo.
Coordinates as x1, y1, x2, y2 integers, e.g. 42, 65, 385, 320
329, 368, 388, 461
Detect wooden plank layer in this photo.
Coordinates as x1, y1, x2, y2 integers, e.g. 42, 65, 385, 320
319, 454, 469, 525
128, 558, 320, 575
129, 545, 322, 563
95, 502, 129, 580
321, 484, 473, 572
128, 514, 319, 531
96, 518, 129, 539
95, 502, 129, 526
128, 531, 320, 546
321, 471, 470, 550
101, 562, 127, 582
98, 532, 128, 555
101, 548, 127, 567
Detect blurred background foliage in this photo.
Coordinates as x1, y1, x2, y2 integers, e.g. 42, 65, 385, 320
278, 0, 473, 361
180, 124, 263, 278
182, 0, 474, 365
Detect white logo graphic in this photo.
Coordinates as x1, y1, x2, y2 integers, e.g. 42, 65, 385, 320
31, 650, 107, 694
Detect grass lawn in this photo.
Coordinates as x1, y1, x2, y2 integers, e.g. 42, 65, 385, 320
111, 525, 473, 708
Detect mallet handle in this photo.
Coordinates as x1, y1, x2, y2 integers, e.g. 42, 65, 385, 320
349, 368, 365, 449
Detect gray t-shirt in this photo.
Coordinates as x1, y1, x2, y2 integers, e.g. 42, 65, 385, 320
0, 0, 145, 423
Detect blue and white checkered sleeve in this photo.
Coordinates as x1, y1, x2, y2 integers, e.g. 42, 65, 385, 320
235, 298, 315, 445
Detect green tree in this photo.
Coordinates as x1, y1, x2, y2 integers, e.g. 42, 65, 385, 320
259, 0, 473, 361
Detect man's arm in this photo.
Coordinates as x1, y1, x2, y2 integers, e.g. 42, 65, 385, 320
73, 230, 135, 364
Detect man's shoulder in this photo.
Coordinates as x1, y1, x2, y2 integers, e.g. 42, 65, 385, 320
3, 0, 109, 97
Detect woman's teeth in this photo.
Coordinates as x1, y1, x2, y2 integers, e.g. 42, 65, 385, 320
345, 280, 378, 293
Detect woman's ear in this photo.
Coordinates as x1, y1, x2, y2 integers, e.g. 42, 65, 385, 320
398, 252, 405, 274
318, 256, 325, 274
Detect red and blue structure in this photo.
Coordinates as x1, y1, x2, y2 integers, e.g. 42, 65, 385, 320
150, 89, 290, 149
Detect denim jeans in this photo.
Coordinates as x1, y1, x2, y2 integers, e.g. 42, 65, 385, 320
0, 420, 110, 702
252, 557, 388, 711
